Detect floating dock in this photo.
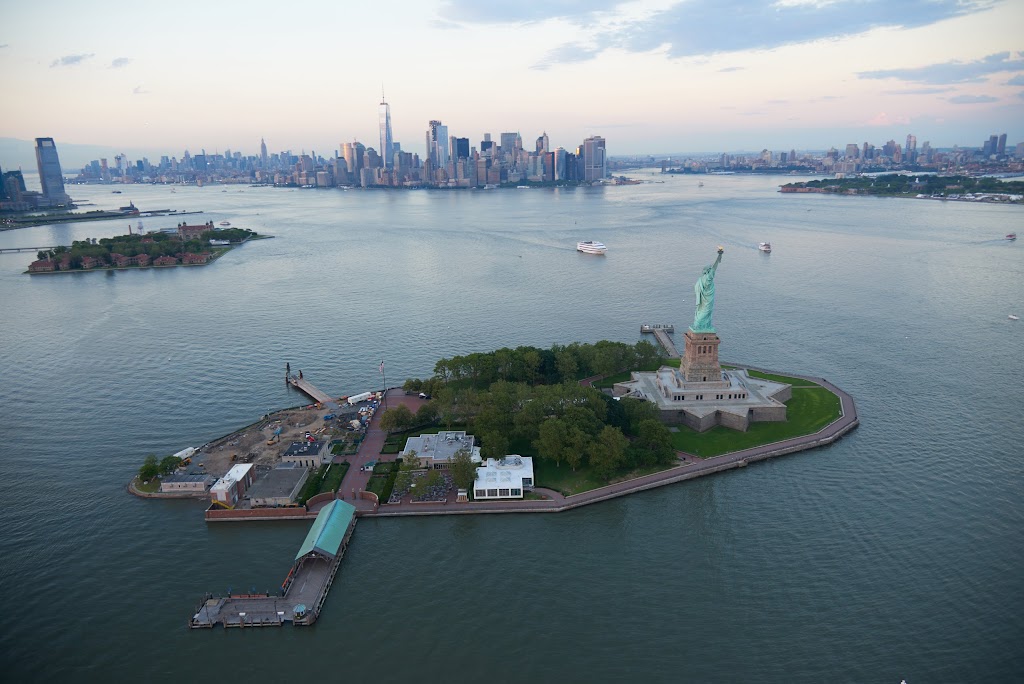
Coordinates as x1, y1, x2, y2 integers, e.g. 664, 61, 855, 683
641, 323, 679, 358
189, 499, 356, 628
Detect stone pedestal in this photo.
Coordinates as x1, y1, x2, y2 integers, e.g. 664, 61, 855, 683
681, 330, 722, 383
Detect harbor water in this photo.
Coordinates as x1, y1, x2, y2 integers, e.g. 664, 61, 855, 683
0, 174, 1021, 681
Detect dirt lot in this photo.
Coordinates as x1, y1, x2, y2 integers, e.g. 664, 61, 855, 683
189, 404, 360, 478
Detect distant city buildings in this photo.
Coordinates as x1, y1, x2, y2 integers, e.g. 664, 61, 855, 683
1, 137, 74, 211
6, 104, 1018, 200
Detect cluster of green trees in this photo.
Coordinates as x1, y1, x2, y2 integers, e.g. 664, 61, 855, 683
377, 403, 438, 433
402, 340, 660, 396
389, 340, 677, 484
783, 174, 1024, 197
138, 454, 183, 482
37, 228, 256, 267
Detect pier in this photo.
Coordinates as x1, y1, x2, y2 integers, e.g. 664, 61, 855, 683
641, 323, 679, 358
288, 374, 334, 405
190, 499, 356, 628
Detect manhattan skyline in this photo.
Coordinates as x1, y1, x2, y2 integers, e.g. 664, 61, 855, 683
0, 0, 1021, 156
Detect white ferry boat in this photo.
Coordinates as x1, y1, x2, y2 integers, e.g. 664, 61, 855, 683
219, 221, 231, 226
577, 241, 607, 255
758, 242, 772, 253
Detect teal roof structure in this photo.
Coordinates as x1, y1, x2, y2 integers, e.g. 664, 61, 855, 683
294, 499, 356, 561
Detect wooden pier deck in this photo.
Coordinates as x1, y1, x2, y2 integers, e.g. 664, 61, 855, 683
288, 375, 334, 404
641, 323, 680, 358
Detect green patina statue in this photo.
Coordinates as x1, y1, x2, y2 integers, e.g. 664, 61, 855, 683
690, 248, 724, 332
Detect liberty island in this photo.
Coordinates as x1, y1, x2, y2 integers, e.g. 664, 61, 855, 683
174, 244, 856, 628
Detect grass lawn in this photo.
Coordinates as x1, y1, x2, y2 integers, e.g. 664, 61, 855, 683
318, 462, 349, 494
671, 386, 842, 457
746, 369, 819, 387
134, 477, 160, 493
533, 459, 609, 496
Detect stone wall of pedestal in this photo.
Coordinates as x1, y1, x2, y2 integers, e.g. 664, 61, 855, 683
681, 330, 723, 383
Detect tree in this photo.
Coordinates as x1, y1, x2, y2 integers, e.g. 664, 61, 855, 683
139, 454, 159, 482
535, 418, 567, 467
416, 402, 438, 426
395, 451, 420, 493
379, 404, 413, 433
589, 426, 629, 479
480, 430, 508, 460
159, 455, 182, 475
635, 419, 676, 465
450, 447, 476, 491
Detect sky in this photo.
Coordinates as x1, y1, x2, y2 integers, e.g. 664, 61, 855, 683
1, 0, 1022, 162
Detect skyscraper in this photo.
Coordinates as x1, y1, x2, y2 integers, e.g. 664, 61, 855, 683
379, 92, 394, 169
997, 133, 1007, 156
260, 138, 268, 168
34, 137, 68, 204
536, 132, 549, 154
426, 120, 449, 168
582, 136, 607, 181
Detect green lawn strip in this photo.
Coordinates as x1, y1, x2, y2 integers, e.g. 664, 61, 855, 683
135, 477, 160, 493
296, 465, 328, 505
671, 386, 842, 458
318, 462, 349, 494
366, 475, 387, 498
746, 369, 818, 386
533, 459, 608, 496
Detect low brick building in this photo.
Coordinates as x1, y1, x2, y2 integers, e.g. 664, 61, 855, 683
28, 260, 55, 272
154, 255, 178, 266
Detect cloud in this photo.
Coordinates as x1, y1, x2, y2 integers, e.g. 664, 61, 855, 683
439, 0, 620, 24
532, 43, 601, 70
110, 57, 131, 68
858, 51, 1024, 84
883, 87, 953, 95
948, 94, 997, 104
865, 112, 911, 126
718, 66, 744, 72
0, 44, 8, 49
50, 53, 94, 67
510, 0, 995, 67
1006, 74, 1024, 86
132, 85, 150, 95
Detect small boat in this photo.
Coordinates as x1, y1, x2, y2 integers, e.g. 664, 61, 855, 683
209, 239, 231, 246
759, 242, 772, 253
1006, 233, 1017, 240
698, 181, 704, 187
577, 240, 607, 255
219, 221, 231, 226
1010, 315, 1020, 321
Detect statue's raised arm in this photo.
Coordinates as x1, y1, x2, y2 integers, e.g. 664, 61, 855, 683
690, 248, 724, 333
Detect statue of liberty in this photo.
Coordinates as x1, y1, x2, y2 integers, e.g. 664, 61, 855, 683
690, 248, 724, 332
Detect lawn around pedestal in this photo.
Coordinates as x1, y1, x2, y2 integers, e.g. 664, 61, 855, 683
671, 384, 842, 457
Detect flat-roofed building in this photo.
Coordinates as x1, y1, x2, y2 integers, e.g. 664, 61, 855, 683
283, 440, 326, 469
473, 455, 534, 500
246, 462, 309, 507
401, 431, 481, 469
210, 463, 255, 506
160, 473, 215, 493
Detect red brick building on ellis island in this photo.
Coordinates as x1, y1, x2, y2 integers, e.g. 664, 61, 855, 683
177, 221, 214, 240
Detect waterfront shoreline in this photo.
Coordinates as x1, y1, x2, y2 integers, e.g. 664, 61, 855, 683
164, 365, 858, 522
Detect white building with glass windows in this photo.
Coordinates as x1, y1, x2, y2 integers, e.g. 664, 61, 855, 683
473, 455, 534, 500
